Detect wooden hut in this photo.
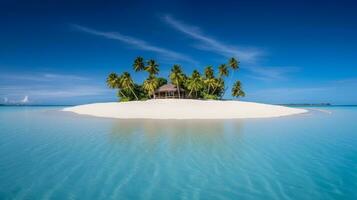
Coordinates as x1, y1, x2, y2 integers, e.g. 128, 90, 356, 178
154, 84, 186, 99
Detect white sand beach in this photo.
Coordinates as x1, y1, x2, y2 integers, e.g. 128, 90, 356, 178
63, 99, 307, 119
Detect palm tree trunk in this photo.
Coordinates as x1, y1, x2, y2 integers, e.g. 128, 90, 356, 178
211, 80, 221, 95
212, 85, 217, 95
188, 88, 194, 98
119, 90, 127, 98
176, 80, 181, 99
129, 86, 138, 100
229, 71, 235, 89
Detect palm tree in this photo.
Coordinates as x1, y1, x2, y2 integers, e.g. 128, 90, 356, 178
187, 70, 203, 98
211, 78, 223, 96
232, 80, 245, 99
228, 57, 239, 71
218, 64, 229, 78
213, 64, 229, 96
145, 59, 159, 76
157, 77, 168, 87
204, 78, 217, 95
169, 64, 185, 98
204, 66, 215, 94
204, 66, 214, 79
228, 57, 239, 82
107, 73, 127, 98
120, 72, 138, 100
143, 76, 159, 99
133, 56, 145, 72
106, 73, 119, 89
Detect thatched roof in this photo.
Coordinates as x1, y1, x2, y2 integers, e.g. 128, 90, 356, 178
155, 84, 185, 93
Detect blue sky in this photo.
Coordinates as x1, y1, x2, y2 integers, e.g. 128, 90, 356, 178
1, 0, 357, 105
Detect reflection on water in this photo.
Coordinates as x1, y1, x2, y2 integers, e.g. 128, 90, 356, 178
1, 107, 357, 199
109, 119, 245, 153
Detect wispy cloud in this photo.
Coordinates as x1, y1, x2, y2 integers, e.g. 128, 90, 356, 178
0, 73, 88, 82
246, 66, 300, 81
42, 73, 88, 81
21, 96, 29, 103
162, 15, 298, 81
0, 85, 110, 98
71, 24, 196, 64
333, 78, 357, 84
246, 77, 357, 104
251, 87, 331, 96
246, 86, 334, 104
0, 72, 112, 104
162, 15, 262, 63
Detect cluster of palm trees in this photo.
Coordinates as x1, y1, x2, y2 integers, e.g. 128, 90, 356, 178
106, 57, 245, 101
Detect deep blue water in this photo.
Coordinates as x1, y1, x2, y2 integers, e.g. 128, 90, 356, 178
0, 106, 356, 199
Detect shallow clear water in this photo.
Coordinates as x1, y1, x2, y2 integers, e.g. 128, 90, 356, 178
0, 106, 356, 200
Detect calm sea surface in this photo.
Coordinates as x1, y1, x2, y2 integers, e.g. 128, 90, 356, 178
0, 106, 356, 200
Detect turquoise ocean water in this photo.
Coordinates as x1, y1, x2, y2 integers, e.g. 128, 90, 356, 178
0, 106, 356, 199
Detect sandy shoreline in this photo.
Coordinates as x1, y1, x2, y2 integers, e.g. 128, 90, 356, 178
62, 99, 307, 119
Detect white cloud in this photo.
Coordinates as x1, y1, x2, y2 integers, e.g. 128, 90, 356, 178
246, 87, 334, 104
0, 73, 88, 82
42, 73, 88, 81
0, 71, 112, 104
246, 77, 357, 104
71, 24, 196, 64
0, 85, 110, 98
333, 78, 357, 84
162, 15, 262, 63
21, 96, 29, 103
162, 15, 299, 81
246, 66, 300, 81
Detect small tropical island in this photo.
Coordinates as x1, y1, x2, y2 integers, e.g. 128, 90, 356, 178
64, 57, 307, 119
106, 56, 244, 101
